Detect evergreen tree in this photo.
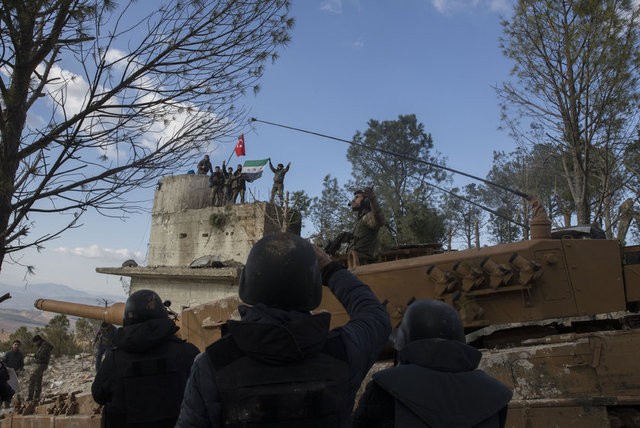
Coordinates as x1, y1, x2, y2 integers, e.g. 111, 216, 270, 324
42, 315, 78, 356
309, 175, 351, 246
347, 114, 449, 246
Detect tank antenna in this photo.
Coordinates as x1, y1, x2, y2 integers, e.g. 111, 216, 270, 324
249, 118, 530, 200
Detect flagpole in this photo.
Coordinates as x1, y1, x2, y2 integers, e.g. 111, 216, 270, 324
225, 146, 236, 165
227, 134, 245, 166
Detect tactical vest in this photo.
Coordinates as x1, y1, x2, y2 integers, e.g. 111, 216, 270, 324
349, 213, 379, 259
207, 335, 350, 428
109, 347, 185, 426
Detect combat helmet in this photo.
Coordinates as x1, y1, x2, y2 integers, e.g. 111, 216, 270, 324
391, 299, 465, 350
239, 232, 322, 312
123, 289, 168, 326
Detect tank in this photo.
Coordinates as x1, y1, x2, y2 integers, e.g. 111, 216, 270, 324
28, 203, 640, 427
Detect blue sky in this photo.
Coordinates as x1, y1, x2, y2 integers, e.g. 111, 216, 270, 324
2, 0, 517, 297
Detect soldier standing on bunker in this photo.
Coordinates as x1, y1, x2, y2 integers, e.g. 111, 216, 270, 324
268, 159, 291, 204
231, 164, 246, 204
197, 155, 212, 175
222, 161, 234, 204
176, 232, 391, 427
353, 300, 512, 427
93, 322, 117, 372
27, 335, 53, 402
209, 165, 225, 206
92, 289, 199, 428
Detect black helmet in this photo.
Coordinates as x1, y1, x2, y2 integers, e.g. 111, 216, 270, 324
239, 232, 321, 311
391, 300, 465, 350
123, 289, 168, 326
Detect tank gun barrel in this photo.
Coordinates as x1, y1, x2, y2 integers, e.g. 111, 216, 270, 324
34, 298, 125, 325
249, 117, 530, 199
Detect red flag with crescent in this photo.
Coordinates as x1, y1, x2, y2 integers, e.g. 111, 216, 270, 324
235, 134, 246, 156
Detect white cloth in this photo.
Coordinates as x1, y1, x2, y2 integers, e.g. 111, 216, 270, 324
7, 367, 18, 394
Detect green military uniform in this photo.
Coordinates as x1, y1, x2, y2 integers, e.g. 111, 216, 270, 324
346, 188, 385, 265
348, 211, 383, 261
209, 169, 225, 206
269, 160, 291, 204
231, 167, 246, 204
222, 162, 234, 204
27, 337, 53, 401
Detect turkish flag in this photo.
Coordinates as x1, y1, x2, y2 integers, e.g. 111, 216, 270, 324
235, 134, 246, 156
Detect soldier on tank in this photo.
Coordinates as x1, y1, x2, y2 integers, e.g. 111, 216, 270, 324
353, 300, 513, 427
324, 187, 385, 265
176, 232, 391, 427
347, 187, 385, 264
92, 289, 199, 428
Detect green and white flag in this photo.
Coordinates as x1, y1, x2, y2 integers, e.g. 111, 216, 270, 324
242, 159, 269, 182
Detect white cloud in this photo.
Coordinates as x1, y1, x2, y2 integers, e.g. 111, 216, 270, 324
54, 244, 143, 262
489, 0, 512, 14
321, 0, 342, 14
35, 50, 218, 162
431, 0, 511, 15
353, 39, 364, 48
43, 64, 91, 116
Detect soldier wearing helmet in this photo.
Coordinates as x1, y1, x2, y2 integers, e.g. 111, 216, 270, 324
177, 232, 391, 427
353, 300, 512, 427
92, 289, 199, 428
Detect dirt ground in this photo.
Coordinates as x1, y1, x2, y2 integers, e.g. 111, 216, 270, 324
11, 353, 96, 401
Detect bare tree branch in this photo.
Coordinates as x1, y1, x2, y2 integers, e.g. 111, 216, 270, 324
0, 0, 294, 267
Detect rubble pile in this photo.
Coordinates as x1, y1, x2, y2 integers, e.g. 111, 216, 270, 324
14, 353, 96, 401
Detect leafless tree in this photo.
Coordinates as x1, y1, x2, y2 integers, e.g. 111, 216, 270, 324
0, 0, 293, 269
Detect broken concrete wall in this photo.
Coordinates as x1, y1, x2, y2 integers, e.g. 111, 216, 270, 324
129, 268, 240, 311
147, 175, 285, 267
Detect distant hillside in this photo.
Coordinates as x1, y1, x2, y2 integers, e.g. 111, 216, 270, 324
0, 308, 53, 333
0, 282, 126, 334
0, 282, 125, 311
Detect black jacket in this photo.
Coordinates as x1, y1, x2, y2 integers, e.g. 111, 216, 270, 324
3, 349, 24, 372
207, 308, 350, 427
353, 338, 512, 428
92, 318, 199, 428
177, 267, 391, 427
